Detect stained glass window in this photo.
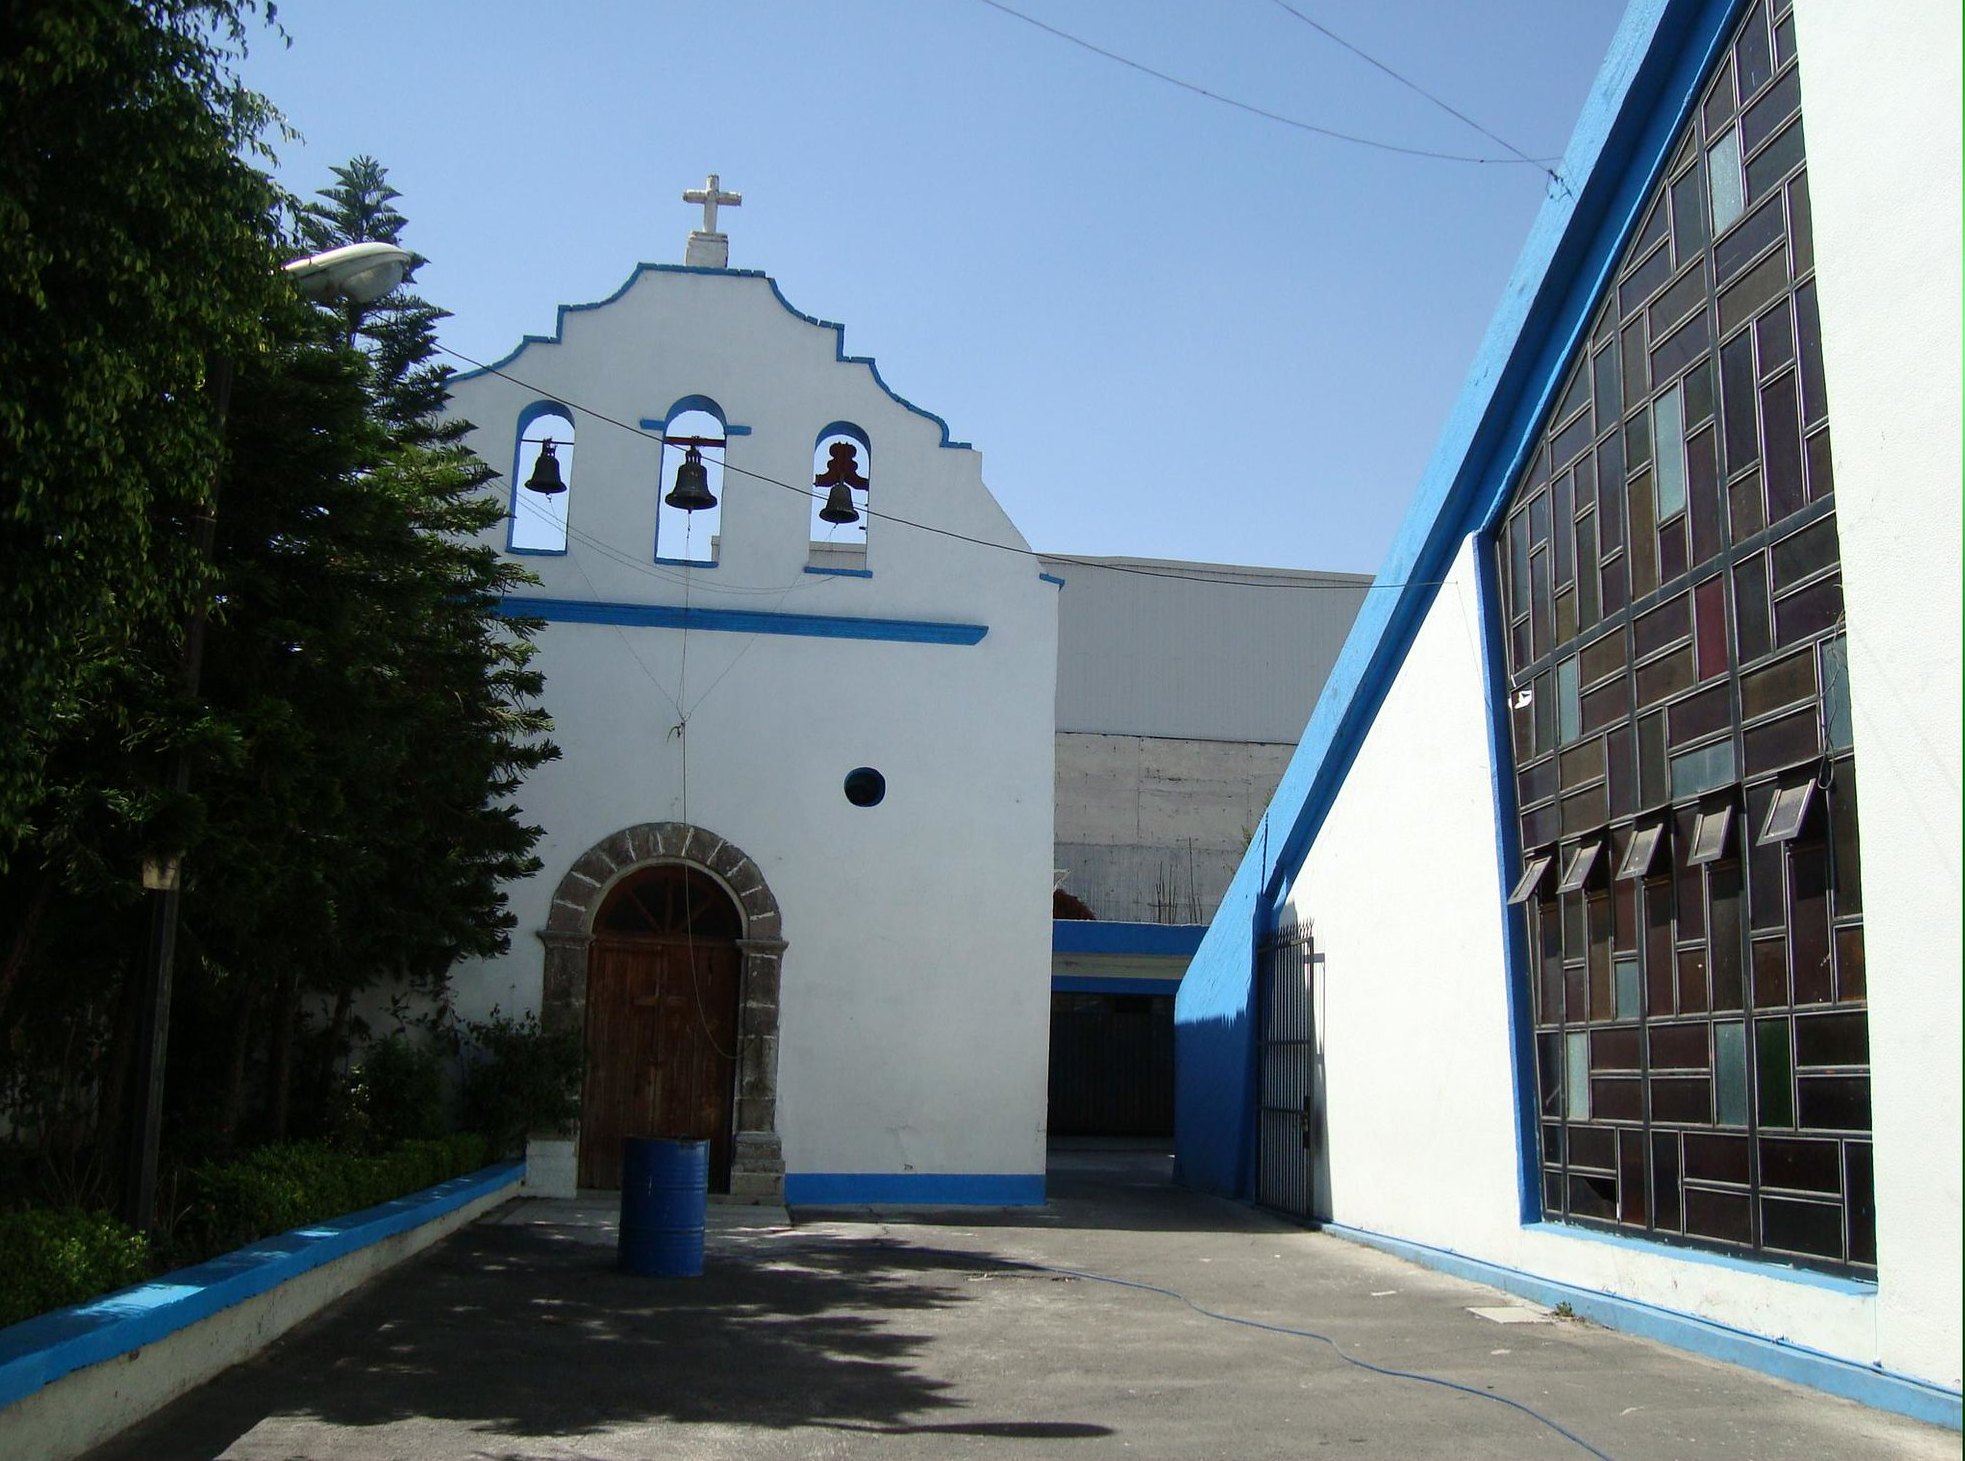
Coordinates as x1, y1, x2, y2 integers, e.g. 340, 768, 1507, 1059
1497, 0, 1872, 1275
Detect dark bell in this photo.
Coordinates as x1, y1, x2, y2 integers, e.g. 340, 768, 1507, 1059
665, 444, 717, 512
523, 439, 566, 495
818, 481, 861, 525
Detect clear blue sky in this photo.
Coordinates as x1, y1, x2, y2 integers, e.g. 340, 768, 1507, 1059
237, 0, 1625, 574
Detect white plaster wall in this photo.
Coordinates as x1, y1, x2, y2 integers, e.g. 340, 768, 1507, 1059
1284, 539, 1887, 1372
443, 265, 1057, 1183
1790, 0, 1963, 1390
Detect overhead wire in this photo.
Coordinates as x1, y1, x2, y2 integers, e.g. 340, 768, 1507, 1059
447, 346, 1446, 596
1258, 0, 1563, 186
969, 0, 1555, 168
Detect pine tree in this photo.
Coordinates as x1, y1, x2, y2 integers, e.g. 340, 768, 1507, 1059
299, 157, 455, 445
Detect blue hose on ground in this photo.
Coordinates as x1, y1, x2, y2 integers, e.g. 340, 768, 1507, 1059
1024, 1260, 1617, 1461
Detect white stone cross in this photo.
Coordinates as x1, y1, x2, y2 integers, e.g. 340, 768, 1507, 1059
683, 173, 742, 234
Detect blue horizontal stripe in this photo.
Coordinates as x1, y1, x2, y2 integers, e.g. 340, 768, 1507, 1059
802, 565, 873, 579
500, 595, 987, 645
1053, 921, 1208, 957
1052, 975, 1183, 996
784, 1172, 1044, 1206
0, 1162, 522, 1411
1324, 1222, 1959, 1430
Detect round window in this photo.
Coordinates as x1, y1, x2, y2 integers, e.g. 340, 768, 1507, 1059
843, 767, 886, 807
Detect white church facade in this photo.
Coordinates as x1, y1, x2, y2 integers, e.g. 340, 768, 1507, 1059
443, 202, 1058, 1205
1177, 0, 1959, 1425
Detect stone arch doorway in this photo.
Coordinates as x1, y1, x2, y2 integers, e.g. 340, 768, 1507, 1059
538, 823, 785, 1200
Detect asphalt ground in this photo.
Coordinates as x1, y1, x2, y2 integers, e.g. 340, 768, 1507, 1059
86, 1146, 1954, 1460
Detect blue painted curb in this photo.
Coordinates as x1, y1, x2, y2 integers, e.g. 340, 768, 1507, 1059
0, 1161, 523, 1413
1323, 1221, 1962, 1430
785, 1173, 1045, 1206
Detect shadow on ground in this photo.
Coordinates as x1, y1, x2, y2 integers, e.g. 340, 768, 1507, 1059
87, 1222, 1115, 1459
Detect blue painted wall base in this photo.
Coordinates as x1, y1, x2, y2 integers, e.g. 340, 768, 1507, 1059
784, 1173, 1044, 1206
1323, 1221, 1961, 1431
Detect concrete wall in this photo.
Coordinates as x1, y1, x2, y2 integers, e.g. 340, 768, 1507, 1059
1054, 733, 1292, 923
444, 266, 1057, 1193
1044, 556, 1368, 743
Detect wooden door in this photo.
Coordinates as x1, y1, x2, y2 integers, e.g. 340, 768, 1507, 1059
579, 867, 743, 1191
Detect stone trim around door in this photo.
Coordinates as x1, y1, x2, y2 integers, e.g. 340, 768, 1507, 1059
536, 822, 786, 1203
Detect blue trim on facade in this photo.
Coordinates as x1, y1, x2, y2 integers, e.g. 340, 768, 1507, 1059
1174, 0, 1742, 1208
652, 557, 719, 570
1053, 921, 1207, 957
639, 416, 753, 437
499, 595, 987, 645
784, 1173, 1044, 1206
1475, 538, 1545, 1225
1052, 975, 1184, 996
803, 564, 873, 579
815, 420, 871, 452
0, 1162, 521, 1412
448, 264, 971, 450
1038, 572, 1067, 588
1322, 1223, 1959, 1431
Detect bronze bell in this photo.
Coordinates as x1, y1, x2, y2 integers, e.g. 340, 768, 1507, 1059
665, 444, 717, 512
818, 481, 861, 525
523, 439, 566, 495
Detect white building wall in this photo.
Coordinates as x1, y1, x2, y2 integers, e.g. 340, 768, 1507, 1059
444, 266, 1057, 1185
1791, 0, 1962, 1389
1280, 0, 1961, 1388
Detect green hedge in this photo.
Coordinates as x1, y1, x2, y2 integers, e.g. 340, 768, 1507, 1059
173, 1133, 489, 1260
0, 1133, 489, 1330
0, 1208, 152, 1329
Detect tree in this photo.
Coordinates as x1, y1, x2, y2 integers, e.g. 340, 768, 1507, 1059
299, 157, 454, 443
0, 147, 556, 1177
0, 0, 285, 866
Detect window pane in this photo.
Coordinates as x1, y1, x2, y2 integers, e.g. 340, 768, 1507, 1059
1715, 1020, 1748, 1125
1654, 384, 1687, 519
1708, 129, 1745, 232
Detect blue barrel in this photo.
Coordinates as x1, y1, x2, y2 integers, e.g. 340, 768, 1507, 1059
618, 1137, 709, 1277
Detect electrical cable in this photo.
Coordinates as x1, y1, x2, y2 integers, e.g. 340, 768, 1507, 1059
449, 346, 1443, 596
970, 0, 1552, 167
1259, 0, 1562, 184
1002, 1256, 1617, 1461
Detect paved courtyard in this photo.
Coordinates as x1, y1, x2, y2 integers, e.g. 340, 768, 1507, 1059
88, 1148, 1953, 1460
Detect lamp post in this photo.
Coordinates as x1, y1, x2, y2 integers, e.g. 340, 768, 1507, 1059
122, 242, 412, 1233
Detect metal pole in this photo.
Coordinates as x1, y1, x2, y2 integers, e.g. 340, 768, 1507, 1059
123, 356, 231, 1232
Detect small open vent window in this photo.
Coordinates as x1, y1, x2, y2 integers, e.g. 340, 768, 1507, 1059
1757, 778, 1818, 844
1616, 822, 1666, 881
1555, 840, 1603, 894
1687, 803, 1735, 866
1507, 854, 1554, 906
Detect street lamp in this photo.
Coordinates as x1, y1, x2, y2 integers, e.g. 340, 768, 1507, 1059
282, 241, 413, 304
123, 240, 414, 1233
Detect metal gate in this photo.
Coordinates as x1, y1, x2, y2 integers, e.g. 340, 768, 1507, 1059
1256, 919, 1316, 1219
